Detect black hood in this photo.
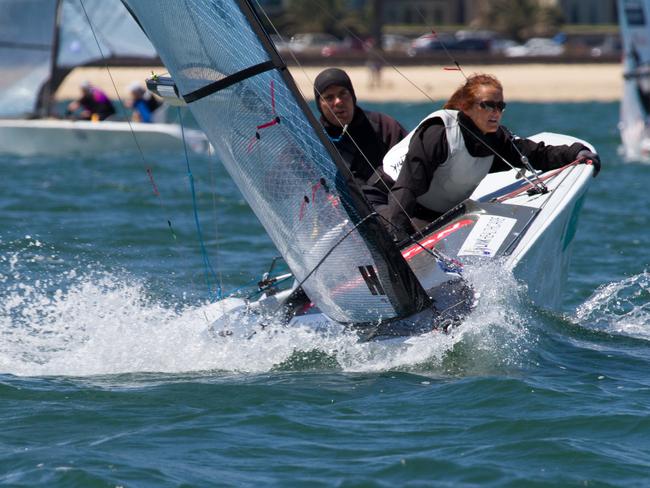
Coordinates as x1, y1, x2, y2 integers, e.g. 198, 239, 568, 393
313, 68, 357, 115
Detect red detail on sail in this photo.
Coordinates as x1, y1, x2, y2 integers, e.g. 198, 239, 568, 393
256, 118, 278, 130
248, 80, 280, 151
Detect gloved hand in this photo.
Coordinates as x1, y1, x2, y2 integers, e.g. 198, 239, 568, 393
577, 149, 601, 177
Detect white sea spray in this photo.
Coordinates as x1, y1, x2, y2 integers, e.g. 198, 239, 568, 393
1, 246, 535, 377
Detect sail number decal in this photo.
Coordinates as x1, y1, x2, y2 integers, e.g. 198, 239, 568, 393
458, 215, 517, 257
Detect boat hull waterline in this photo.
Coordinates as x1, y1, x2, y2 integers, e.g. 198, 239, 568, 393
0, 119, 211, 156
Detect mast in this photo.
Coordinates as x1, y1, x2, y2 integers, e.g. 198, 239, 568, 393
40, 0, 63, 117
236, 0, 431, 316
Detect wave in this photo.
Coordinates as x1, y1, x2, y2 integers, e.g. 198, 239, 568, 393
574, 270, 650, 340
1, 244, 535, 377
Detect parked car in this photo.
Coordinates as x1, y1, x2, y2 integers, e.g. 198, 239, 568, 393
590, 35, 622, 57
289, 33, 340, 55
490, 38, 518, 55
504, 37, 565, 57
269, 34, 290, 55
407, 31, 492, 57
321, 36, 366, 57
407, 32, 458, 57
381, 34, 412, 54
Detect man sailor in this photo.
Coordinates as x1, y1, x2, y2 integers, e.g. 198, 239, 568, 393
126, 81, 162, 123
314, 67, 407, 211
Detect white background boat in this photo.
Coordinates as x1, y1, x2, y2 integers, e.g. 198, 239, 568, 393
0, 119, 210, 157
618, 0, 650, 162
0, 0, 209, 156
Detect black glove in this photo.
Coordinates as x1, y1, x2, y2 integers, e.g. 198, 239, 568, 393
577, 149, 601, 177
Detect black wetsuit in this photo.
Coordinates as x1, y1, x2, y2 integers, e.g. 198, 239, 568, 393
321, 107, 407, 207
387, 111, 588, 235
78, 89, 116, 121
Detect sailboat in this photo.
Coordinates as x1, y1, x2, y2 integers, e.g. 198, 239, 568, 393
0, 0, 209, 157
120, 0, 597, 340
618, 0, 650, 162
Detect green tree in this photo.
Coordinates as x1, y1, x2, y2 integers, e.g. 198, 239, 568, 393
281, 0, 367, 38
475, 0, 564, 41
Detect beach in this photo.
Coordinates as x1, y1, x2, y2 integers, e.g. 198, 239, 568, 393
58, 63, 622, 103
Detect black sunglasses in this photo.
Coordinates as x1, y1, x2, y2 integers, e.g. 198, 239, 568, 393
478, 100, 507, 112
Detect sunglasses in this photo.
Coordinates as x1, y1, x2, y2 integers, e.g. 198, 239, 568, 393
478, 100, 507, 112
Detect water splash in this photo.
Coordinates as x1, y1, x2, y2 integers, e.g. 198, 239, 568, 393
1, 243, 534, 377
575, 271, 650, 339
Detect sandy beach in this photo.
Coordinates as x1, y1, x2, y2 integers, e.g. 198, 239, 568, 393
57, 63, 622, 104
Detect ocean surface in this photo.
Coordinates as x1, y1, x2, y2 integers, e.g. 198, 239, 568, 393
1, 99, 650, 487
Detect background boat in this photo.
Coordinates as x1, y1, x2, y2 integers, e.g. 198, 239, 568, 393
618, 0, 650, 162
0, 0, 208, 156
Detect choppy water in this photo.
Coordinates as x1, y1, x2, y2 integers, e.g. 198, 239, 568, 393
2, 100, 650, 486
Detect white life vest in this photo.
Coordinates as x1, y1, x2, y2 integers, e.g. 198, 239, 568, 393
382, 109, 494, 214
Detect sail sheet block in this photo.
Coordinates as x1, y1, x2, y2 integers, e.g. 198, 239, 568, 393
122, 0, 426, 323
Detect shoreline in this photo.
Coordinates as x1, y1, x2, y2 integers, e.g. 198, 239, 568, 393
57, 63, 623, 103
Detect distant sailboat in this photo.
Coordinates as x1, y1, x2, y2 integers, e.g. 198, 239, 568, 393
0, 0, 209, 157
618, 0, 650, 162
121, 0, 597, 339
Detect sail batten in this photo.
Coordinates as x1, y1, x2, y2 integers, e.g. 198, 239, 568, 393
183, 60, 278, 102
122, 0, 430, 323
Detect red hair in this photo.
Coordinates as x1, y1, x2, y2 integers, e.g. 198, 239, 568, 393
443, 74, 503, 111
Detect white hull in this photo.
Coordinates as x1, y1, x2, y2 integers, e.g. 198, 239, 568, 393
205, 133, 596, 338
0, 119, 211, 157
471, 150, 593, 309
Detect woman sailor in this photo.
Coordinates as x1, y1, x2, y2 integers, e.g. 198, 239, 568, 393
383, 73, 601, 239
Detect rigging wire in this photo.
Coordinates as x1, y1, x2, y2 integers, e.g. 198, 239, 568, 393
206, 142, 227, 301
178, 108, 222, 301
267, 211, 379, 318
246, 1, 578, 329
79, 0, 217, 303
251, 0, 424, 237
252, 0, 550, 239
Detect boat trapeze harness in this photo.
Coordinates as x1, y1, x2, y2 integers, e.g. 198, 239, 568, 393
383, 109, 493, 214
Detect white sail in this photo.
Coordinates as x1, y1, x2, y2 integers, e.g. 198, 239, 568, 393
618, 0, 650, 160
122, 0, 430, 324
0, 1, 58, 116
0, 0, 157, 117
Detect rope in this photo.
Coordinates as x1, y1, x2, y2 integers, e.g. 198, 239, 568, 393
251, 0, 552, 239
78, 0, 176, 240
269, 212, 378, 317
178, 107, 222, 301
495, 159, 582, 203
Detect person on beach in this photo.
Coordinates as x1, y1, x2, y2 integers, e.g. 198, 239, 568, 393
383, 73, 601, 239
126, 82, 162, 123
314, 67, 406, 210
65, 81, 116, 121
